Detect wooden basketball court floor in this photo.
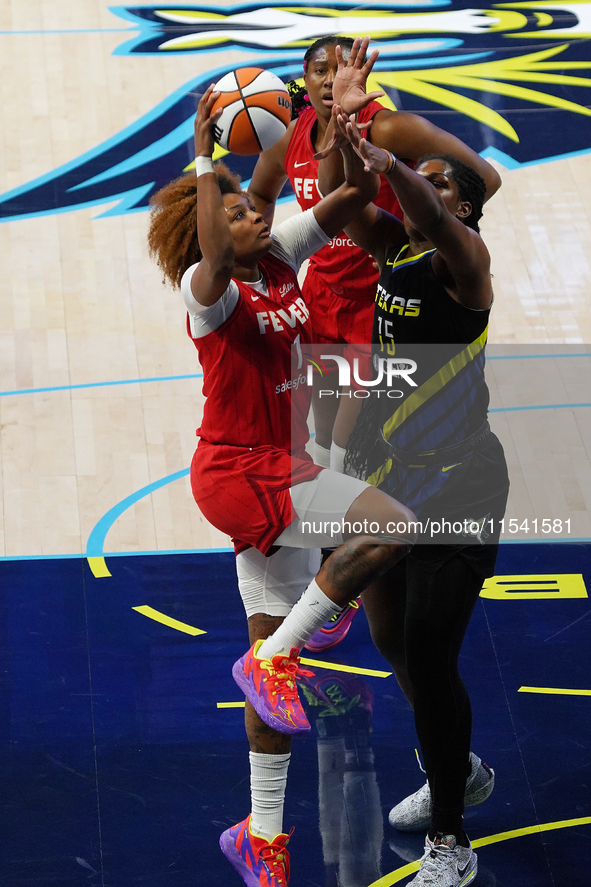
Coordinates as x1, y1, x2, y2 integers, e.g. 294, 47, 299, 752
1, 2, 590, 885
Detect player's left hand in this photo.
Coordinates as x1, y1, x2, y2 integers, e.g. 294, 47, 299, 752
332, 36, 384, 116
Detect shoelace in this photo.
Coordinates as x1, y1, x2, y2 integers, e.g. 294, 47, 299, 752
419, 838, 456, 878
263, 651, 313, 701
259, 828, 294, 885
327, 597, 361, 624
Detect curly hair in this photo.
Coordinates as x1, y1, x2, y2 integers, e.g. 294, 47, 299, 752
147, 162, 242, 288
287, 35, 356, 118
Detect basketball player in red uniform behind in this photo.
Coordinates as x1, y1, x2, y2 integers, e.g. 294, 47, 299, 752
148, 40, 416, 887
248, 35, 502, 650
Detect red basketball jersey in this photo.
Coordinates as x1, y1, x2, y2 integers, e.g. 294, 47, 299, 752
188, 252, 314, 452
284, 102, 403, 298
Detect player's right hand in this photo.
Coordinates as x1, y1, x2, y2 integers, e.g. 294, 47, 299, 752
194, 84, 223, 158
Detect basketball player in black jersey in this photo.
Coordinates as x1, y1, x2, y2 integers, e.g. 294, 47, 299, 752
318, 105, 509, 887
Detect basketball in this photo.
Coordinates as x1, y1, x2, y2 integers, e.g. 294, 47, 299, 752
211, 68, 292, 155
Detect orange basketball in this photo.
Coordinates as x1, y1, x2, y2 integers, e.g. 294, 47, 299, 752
211, 68, 292, 155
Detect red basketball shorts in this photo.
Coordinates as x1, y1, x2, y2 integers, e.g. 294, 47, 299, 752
190, 441, 322, 556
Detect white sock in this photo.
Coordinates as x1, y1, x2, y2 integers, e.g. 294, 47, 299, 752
313, 441, 331, 468
249, 751, 291, 841
258, 579, 342, 660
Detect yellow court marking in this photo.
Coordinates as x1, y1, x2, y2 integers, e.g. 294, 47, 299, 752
217, 702, 245, 709
473, 816, 591, 847
480, 573, 587, 599
129, 609, 386, 673
299, 657, 392, 678
88, 556, 112, 578
132, 605, 206, 636
519, 686, 591, 696
368, 816, 591, 886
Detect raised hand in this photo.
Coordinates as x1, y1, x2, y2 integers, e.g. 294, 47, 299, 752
332, 36, 384, 116
194, 84, 224, 158
336, 110, 392, 174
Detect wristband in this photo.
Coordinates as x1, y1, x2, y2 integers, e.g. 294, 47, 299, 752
195, 156, 215, 178
384, 151, 396, 174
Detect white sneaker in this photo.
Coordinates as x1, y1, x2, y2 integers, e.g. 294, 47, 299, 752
388, 752, 494, 832
407, 834, 477, 886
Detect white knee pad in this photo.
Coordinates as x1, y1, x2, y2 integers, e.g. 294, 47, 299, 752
236, 546, 322, 619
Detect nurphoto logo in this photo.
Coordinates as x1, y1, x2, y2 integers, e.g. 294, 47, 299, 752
305, 354, 418, 399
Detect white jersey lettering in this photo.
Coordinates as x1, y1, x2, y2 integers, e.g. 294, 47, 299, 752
270, 310, 284, 332
257, 312, 271, 334
277, 307, 298, 328
256, 300, 309, 335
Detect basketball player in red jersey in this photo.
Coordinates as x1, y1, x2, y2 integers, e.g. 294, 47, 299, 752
248, 35, 502, 650
148, 40, 417, 887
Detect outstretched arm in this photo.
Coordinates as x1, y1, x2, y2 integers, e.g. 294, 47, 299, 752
313, 40, 404, 264
316, 109, 405, 269
247, 120, 294, 227
346, 128, 492, 309
331, 36, 500, 200
313, 121, 381, 239
189, 86, 236, 307
368, 110, 501, 201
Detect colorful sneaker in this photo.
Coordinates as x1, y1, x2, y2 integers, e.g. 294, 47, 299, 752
304, 597, 362, 652
220, 814, 293, 887
232, 640, 312, 735
407, 834, 477, 886
388, 752, 495, 832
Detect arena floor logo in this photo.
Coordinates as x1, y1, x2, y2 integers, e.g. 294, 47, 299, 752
3, 0, 591, 221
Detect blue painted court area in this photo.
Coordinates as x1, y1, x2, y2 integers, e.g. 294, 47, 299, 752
1, 543, 590, 886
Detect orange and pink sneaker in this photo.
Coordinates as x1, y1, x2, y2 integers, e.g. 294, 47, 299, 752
220, 814, 293, 887
232, 640, 312, 735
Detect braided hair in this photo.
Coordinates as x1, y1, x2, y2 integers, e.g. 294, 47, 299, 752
344, 155, 487, 478
344, 388, 393, 482
287, 35, 355, 118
